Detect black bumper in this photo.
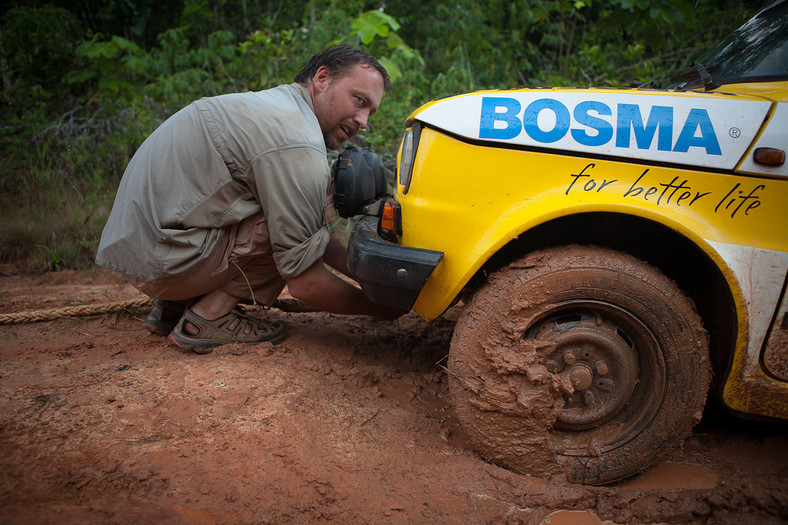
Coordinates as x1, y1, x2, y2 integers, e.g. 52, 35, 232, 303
348, 216, 444, 310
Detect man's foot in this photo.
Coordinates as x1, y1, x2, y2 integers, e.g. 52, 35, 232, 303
168, 306, 288, 353
144, 299, 187, 336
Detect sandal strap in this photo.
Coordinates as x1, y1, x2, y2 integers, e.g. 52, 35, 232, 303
172, 307, 287, 349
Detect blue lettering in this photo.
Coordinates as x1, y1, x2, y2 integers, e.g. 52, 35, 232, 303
476, 97, 722, 157
523, 99, 570, 143
480, 97, 522, 139
616, 104, 673, 151
673, 108, 722, 155
571, 101, 613, 146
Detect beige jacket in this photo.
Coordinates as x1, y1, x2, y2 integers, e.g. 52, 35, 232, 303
96, 83, 331, 283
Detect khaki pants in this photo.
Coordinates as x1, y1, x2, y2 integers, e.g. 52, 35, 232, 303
131, 213, 286, 306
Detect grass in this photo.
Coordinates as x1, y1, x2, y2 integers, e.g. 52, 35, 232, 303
0, 102, 149, 274
0, 181, 113, 272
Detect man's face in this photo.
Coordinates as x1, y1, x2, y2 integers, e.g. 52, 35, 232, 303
310, 63, 385, 150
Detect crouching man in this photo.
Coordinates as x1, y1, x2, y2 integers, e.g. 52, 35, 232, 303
96, 45, 404, 353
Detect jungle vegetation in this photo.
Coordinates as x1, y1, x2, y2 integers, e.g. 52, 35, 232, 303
0, 0, 763, 270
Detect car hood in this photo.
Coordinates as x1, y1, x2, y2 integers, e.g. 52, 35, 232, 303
407, 88, 777, 172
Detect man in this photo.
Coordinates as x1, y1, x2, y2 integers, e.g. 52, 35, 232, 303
96, 45, 403, 353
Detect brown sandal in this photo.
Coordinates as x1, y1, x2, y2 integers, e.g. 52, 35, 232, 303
143, 299, 187, 335
168, 307, 287, 353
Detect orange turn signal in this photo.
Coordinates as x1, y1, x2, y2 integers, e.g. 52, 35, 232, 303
380, 199, 401, 235
754, 147, 786, 166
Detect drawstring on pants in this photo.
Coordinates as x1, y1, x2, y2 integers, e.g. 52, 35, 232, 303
231, 259, 258, 307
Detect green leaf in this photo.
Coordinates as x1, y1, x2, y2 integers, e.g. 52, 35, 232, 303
358, 26, 378, 45
352, 10, 399, 45
111, 35, 141, 53
378, 56, 402, 83
66, 70, 97, 84
386, 32, 404, 50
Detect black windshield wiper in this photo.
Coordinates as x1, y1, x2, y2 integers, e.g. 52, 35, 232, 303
694, 61, 720, 91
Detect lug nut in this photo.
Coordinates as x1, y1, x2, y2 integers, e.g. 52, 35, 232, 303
596, 362, 609, 375
583, 390, 596, 406
564, 352, 576, 364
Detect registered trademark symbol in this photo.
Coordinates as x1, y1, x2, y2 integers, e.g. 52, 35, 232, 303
729, 127, 741, 138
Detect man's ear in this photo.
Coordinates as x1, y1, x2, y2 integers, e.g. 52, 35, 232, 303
312, 65, 332, 93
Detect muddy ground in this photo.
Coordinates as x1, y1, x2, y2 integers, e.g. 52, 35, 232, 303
0, 268, 786, 524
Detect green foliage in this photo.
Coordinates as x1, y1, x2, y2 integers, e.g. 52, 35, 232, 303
0, 0, 762, 270
347, 10, 412, 81
1, 6, 82, 111
236, 25, 299, 90
145, 28, 242, 106
68, 35, 146, 99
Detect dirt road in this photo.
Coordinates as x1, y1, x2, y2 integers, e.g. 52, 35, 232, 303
1, 269, 786, 524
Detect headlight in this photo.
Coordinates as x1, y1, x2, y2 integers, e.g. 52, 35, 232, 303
398, 122, 422, 194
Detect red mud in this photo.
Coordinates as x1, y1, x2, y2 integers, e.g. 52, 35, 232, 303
1, 268, 787, 524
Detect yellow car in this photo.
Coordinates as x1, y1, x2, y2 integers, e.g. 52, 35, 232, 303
346, 0, 788, 485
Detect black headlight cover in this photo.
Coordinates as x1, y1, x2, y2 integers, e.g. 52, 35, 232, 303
333, 146, 387, 218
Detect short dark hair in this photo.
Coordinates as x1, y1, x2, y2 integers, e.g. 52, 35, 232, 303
294, 44, 392, 92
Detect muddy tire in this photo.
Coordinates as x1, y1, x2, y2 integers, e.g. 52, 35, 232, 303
448, 245, 710, 485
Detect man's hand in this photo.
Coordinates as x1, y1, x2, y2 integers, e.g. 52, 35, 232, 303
286, 257, 407, 319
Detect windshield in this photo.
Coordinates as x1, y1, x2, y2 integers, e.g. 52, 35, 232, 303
670, 0, 788, 90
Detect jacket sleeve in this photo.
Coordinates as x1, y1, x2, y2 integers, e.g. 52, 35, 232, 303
249, 143, 332, 279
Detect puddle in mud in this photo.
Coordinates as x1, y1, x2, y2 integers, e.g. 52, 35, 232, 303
618, 461, 718, 490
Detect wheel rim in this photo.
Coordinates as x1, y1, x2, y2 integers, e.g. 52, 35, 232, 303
524, 300, 666, 451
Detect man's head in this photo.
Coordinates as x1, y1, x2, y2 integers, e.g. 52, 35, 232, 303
295, 45, 391, 92
296, 45, 391, 150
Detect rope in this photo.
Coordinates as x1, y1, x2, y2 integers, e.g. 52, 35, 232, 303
0, 296, 153, 325
0, 295, 318, 325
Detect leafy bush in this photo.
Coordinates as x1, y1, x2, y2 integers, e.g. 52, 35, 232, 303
1, 6, 82, 113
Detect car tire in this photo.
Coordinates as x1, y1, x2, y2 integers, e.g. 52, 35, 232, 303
448, 245, 711, 485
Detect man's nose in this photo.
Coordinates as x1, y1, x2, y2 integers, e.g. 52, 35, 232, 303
354, 111, 369, 129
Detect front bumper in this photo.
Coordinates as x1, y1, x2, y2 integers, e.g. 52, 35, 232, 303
348, 216, 444, 310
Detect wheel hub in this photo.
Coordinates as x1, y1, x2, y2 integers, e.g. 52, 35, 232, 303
534, 313, 639, 430
567, 363, 594, 391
